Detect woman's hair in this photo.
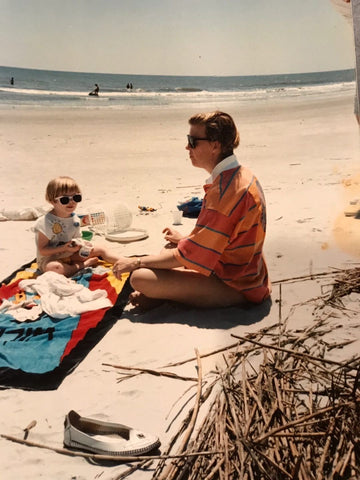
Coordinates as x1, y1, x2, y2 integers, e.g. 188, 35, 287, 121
45, 176, 81, 202
189, 111, 240, 158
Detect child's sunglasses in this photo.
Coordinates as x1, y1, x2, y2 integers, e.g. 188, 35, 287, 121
187, 135, 210, 149
55, 194, 82, 205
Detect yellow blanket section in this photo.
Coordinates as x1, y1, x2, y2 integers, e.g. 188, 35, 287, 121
9, 262, 39, 284
8, 261, 129, 296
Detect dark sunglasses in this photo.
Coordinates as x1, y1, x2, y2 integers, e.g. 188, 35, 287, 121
187, 134, 210, 149
55, 194, 82, 205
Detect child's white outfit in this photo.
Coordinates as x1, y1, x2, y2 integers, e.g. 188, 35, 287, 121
34, 212, 82, 271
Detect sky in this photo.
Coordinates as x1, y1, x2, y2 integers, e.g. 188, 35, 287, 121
0, 0, 355, 76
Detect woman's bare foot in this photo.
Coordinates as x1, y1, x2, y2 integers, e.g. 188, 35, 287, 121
129, 291, 164, 311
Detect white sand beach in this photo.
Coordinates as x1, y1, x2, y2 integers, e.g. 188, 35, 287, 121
0, 91, 360, 479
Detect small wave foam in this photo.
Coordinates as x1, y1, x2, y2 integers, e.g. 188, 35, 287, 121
0, 80, 355, 108
175, 87, 203, 93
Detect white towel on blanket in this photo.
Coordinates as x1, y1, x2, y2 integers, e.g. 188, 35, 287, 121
19, 271, 112, 319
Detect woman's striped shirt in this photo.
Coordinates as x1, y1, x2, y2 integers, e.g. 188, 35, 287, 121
174, 163, 270, 303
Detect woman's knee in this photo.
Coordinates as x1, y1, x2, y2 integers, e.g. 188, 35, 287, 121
130, 268, 159, 295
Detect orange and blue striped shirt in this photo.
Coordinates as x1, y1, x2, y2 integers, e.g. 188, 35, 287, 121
174, 157, 270, 303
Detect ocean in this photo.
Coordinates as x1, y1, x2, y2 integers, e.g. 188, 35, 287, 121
0, 65, 355, 108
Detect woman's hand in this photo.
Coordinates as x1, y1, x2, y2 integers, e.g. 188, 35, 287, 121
162, 227, 183, 245
113, 251, 182, 279
112, 257, 140, 278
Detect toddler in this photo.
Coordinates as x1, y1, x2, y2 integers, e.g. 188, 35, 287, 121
34, 176, 119, 276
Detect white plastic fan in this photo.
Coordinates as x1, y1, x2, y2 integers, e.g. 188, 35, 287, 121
106, 203, 133, 233
105, 204, 148, 243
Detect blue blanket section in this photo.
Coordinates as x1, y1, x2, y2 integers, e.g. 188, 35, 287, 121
0, 261, 133, 390
1, 314, 81, 373
0, 269, 92, 374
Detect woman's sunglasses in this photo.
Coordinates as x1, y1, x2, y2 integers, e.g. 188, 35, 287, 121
187, 135, 210, 149
55, 194, 82, 205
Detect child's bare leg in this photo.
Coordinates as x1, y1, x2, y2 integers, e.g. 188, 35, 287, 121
44, 257, 99, 277
92, 245, 119, 264
45, 260, 81, 277
84, 257, 99, 268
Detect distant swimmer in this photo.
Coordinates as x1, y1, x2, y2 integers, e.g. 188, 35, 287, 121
89, 83, 99, 96
10, 77, 14, 85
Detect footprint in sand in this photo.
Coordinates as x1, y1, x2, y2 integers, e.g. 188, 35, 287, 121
296, 218, 314, 223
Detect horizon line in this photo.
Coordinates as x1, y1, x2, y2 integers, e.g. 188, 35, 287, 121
0, 64, 355, 79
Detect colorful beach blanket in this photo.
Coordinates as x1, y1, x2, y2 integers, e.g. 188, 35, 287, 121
0, 261, 132, 390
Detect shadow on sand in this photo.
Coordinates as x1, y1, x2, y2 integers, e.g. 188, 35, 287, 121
123, 297, 272, 330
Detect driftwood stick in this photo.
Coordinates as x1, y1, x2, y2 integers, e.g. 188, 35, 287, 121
170, 348, 203, 454
273, 432, 326, 438
162, 341, 242, 368
245, 378, 269, 424
0, 433, 221, 462
202, 457, 225, 480
163, 322, 281, 369
165, 382, 199, 421
316, 416, 335, 480
219, 403, 229, 480
271, 269, 342, 285
254, 401, 359, 444
339, 443, 354, 477
244, 404, 258, 438
305, 444, 313, 478
350, 449, 357, 479
250, 446, 293, 479
116, 373, 141, 383
291, 454, 304, 480
242, 359, 249, 422
102, 363, 197, 382
231, 334, 360, 369
112, 459, 153, 480
23, 420, 37, 441
157, 348, 204, 480
331, 432, 345, 476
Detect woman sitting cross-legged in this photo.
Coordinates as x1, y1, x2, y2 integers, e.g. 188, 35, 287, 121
113, 111, 271, 310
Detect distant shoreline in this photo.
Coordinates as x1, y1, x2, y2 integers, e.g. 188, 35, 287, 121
0, 86, 354, 112
0, 64, 355, 78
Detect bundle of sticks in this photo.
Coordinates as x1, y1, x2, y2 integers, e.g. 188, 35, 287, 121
324, 266, 360, 309
153, 321, 360, 480
106, 268, 360, 479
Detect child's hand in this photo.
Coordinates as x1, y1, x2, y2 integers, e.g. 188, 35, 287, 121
64, 241, 81, 253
